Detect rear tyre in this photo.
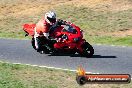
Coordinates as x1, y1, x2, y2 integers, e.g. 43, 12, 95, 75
31, 38, 50, 54
40, 46, 50, 54
31, 38, 36, 50
79, 42, 94, 58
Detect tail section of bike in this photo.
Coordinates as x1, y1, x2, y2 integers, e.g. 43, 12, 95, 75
23, 24, 36, 37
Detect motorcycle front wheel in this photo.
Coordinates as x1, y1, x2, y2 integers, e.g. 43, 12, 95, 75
79, 42, 94, 58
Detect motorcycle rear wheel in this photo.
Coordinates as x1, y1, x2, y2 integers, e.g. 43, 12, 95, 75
31, 38, 36, 50
31, 38, 51, 54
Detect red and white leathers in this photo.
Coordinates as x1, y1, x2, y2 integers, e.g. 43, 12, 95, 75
34, 18, 52, 49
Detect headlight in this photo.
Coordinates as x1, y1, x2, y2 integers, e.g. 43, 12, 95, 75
62, 34, 68, 40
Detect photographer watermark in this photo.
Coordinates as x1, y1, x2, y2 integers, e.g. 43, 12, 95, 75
76, 66, 131, 85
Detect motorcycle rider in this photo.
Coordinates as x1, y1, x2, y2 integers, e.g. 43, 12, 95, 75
34, 11, 65, 53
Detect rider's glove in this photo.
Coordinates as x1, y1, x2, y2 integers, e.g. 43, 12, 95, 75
43, 33, 49, 39
57, 19, 66, 26
50, 19, 66, 31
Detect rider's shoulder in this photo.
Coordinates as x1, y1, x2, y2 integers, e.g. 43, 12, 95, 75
38, 17, 49, 26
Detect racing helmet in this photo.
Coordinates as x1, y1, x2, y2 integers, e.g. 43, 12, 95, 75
45, 11, 56, 24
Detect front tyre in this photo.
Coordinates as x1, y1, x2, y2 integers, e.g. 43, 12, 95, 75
80, 42, 94, 58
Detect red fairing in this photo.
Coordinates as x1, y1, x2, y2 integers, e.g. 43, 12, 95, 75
50, 22, 85, 52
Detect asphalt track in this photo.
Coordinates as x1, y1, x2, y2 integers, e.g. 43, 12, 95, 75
0, 39, 132, 75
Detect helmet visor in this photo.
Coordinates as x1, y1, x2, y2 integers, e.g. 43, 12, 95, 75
47, 17, 56, 23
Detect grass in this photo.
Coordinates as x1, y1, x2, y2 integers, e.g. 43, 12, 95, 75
86, 35, 132, 46
0, 61, 131, 88
0, 0, 132, 46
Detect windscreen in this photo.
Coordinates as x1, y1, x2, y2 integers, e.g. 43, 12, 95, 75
62, 24, 77, 34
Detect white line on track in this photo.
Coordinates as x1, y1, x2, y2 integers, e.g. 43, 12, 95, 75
0, 61, 98, 74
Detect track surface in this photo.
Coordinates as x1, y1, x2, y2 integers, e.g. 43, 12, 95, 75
0, 39, 132, 74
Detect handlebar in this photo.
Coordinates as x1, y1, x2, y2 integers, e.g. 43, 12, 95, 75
49, 19, 67, 32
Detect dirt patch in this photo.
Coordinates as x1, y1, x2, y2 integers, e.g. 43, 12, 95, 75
108, 29, 132, 37
92, 29, 132, 37
57, 0, 111, 7
1, 0, 131, 18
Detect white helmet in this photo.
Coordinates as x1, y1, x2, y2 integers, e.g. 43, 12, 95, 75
45, 11, 56, 24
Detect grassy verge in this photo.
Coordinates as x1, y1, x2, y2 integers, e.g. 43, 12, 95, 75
0, 62, 131, 88
0, 0, 132, 46
86, 35, 132, 46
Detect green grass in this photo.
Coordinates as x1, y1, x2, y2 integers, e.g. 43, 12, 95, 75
0, 62, 77, 88
85, 35, 132, 46
0, 61, 132, 88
